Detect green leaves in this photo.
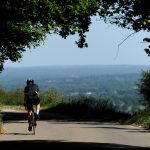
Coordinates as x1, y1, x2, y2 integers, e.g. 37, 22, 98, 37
0, 0, 149, 72
0, 0, 99, 72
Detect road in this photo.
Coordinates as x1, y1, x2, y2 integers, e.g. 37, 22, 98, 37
0, 109, 150, 150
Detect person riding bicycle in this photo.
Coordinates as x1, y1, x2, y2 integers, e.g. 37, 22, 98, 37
24, 79, 40, 131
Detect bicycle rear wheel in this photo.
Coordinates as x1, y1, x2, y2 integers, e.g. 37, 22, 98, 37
32, 111, 36, 135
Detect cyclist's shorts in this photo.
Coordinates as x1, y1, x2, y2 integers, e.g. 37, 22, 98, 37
26, 98, 40, 110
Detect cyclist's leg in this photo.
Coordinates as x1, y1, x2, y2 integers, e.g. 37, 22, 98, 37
27, 110, 32, 122
27, 111, 32, 131
26, 100, 33, 131
26, 100, 32, 119
36, 103, 40, 115
34, 98, 40, 119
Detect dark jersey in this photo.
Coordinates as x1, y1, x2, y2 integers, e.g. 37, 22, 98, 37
24, 84, 39, 100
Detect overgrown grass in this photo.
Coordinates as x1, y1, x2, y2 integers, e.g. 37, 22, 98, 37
43, 95, 131, 121
0, 88, 65, 108
0, 88, 24, 106
0, 113, 6, 134
127, 108, 150, 129
40, 89, 66, 109
1, 87, 150, 132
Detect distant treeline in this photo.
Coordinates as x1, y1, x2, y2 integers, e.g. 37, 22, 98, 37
0, 65, 149, 113
0, 72, 145, 114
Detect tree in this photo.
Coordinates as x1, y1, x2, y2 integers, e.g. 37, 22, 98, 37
0, 0, 100, 71
137, 70, 150, 107
0, 0, 149, 72
97, 0, 150, 55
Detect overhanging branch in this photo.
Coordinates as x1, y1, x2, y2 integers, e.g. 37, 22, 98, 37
114, 31, 137, 60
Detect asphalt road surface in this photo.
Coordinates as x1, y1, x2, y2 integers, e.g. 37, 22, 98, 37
0, 109, 150, 150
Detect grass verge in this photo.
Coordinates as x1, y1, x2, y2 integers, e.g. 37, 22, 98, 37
127, 108, 150, 129
0, 113, 7, 134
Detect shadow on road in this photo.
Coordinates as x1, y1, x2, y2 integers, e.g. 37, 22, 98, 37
1, 111, 150, 131
0, 140, 149, 150
1, 111, 27, 121
4, 132, 30, 135
1, 111, 72, 121
1, 111, 150, 149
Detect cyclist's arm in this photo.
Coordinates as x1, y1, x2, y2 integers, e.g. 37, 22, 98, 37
35, 84, 40, 97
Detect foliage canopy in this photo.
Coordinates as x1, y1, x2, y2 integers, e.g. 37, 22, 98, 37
0, 0, 149, 71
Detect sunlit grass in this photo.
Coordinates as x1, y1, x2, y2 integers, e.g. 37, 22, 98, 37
0, 104, 25, 111
0, 113, 7, 134
127, 108, 150, 129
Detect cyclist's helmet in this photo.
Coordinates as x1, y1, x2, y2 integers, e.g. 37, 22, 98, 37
26, 79, 34, 85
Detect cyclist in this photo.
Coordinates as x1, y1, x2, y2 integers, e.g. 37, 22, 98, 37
24, 79, 40, 131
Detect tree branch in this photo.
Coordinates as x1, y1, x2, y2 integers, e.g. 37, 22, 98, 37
114, 31, 137, 60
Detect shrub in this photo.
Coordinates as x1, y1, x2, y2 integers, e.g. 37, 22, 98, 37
127, 108, 150, 128
41, 89, 66, 108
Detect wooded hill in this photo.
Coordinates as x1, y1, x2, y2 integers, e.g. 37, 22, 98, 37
0, 65, 150, 113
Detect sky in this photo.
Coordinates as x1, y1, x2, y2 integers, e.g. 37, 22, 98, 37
4, 16, 150, 68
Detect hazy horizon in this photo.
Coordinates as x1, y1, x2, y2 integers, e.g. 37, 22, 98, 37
2, 64, 150, 77
4, 64, 150, 68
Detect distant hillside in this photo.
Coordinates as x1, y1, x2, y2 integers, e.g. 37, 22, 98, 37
0, 65, 149, 113
0, 64, 149, 91
1, 65, 150, 78
0, 65, 150, 92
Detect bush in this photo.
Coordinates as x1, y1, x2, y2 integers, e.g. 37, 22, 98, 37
127, 108, 150, 128
44, 94, 130, 121
40, 89, 66, 108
